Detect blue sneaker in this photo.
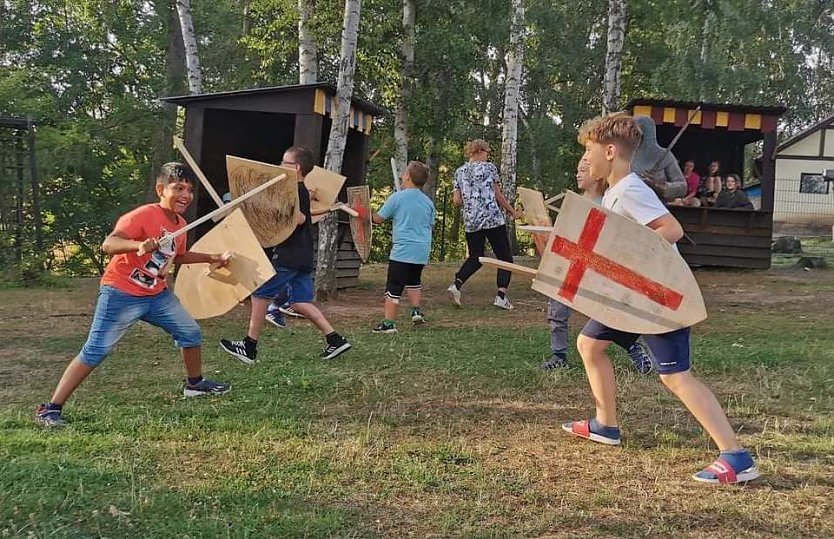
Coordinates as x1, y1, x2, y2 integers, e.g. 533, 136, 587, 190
36, 403, 66, 428
183, 378, 231, 398
265, 310, 286, 329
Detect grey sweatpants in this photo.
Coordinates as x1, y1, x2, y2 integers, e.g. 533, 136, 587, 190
547, 298, 571, 356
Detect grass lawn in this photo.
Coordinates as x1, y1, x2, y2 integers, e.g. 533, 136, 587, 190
2, 262, 833, 538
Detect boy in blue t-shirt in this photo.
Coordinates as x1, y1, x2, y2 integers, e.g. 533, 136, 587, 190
371, 161, 435, 333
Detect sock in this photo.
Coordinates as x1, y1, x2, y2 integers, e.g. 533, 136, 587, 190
552, 351, 567, 360
46, 402, 62, 411
187, 375, 203, 386
589, 417, 621, 439
497, 290, 506, 299
244, 336, 258, 347
454, 279, 463, 290
325, 332, 342, 345
719, 449, 754, 471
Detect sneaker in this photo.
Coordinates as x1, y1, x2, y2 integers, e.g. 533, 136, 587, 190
279, 305, 304, 318
493, 294, 514, 310
321, 336, 352, 360
265, 311, 286, 329
183, 378, 231, 398
447, 284, 462, 307
540, 353, 568, 371
35, 404, 66, 428
411, 307, 426, 324
373, 320, 398, 333
627, 340, 654, 375
219, 338, 257, 365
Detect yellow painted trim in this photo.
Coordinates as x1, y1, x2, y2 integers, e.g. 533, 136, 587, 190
744, 113, 761, 130
663, 107, 676, 123
313, 88, 326, 115
716, 111, 729, 127
689, 110, 702, 124
633, 105, 652, 117
365, 115, 373, 135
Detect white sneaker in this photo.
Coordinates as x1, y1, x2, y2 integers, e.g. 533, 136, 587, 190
447, 284, 462, 307
493, 295, 513, 310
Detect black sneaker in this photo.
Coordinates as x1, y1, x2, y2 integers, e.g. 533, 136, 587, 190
627, 340, 654, 375
36, 404, 66, 428
220, 338, 257, 365
183, 378, 231, 397
410, 307, 426, 324
321, 336, 351, 360
373, 321, 398, 333
540, 353, 568, 371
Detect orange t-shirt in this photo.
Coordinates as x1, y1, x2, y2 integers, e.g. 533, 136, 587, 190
100, 204, 188, 296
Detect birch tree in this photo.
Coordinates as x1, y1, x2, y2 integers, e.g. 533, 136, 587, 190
176, 0, 203, 94
315, 0, 362, 300
602, 0, 626, 114
393, 0, 415, 179
499, 0, 525, 248
298, 0, 317, 84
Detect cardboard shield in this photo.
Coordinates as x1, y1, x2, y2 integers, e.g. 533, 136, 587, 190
305, 166, 347, 224
226, 155, 299, 248
517, 187, 552, 256
347, 185, 372, 262
531, 191, 706, 334
174, 208, 276, 319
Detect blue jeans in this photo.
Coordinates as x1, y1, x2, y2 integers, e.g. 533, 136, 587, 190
78, 286, 202, 367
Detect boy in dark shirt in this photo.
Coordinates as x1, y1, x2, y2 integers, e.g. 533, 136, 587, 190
220, 146, 351, 362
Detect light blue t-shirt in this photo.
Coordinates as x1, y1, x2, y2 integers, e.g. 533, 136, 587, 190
378, 188, 436, 265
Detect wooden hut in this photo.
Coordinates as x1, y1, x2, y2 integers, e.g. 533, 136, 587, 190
163, 83, 383, 288
626, 99, 787, 269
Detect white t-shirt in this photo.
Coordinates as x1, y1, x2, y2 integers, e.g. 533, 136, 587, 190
602, 172, 669, 225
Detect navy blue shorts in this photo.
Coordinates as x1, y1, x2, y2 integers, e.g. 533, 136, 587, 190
253, 267, 315, 304
580, 320, 691, 374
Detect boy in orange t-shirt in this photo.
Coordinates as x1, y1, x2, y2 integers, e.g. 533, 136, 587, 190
36, 163, 232, 427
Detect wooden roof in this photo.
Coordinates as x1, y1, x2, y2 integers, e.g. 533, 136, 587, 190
776, 113, 834, 153
164, 83, 385, 116
625, 99, 786, 134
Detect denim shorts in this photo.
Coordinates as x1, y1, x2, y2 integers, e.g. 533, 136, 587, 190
78, 285, 202, 367
253, 267, 315, 304
580, 320, 691, 375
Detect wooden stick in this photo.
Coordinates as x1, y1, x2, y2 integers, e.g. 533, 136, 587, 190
390, 157, 401, 192
140, 173, 287, 254
518, 225, 553, 234
173, 137, 225, 217
479, 257, 538, 278
545, 204, 562, 214
332, 202, 359, 217
544, 192, 565, 205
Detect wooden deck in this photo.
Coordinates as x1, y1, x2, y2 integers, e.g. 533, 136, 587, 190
671, 207, 772, 269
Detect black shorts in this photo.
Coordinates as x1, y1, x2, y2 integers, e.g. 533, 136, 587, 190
385, 260, 425, 301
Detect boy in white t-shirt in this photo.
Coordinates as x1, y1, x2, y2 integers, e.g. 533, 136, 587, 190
561, 114, 759, 485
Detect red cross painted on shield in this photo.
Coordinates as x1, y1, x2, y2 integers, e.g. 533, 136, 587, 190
550, 208, 683, 310
351, 197, 368, 245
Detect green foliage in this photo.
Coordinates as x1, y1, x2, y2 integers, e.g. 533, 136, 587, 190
1, 0, 832, 279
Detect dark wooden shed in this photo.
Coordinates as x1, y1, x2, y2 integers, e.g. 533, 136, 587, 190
626, 99, 787, 269
163, 83, 383, 288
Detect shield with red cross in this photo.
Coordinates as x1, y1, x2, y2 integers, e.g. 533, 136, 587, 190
531, 191, 706, 334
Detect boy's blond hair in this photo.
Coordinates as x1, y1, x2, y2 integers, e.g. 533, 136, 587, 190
464, 139, 490, 159
405, 160, 430, 187
579, 113, 642, 158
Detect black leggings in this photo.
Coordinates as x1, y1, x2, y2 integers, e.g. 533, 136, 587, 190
455, 224, 513, 289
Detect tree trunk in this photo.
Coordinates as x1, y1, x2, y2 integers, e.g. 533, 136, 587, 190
315, 0, 362, 301
393, 0, 415, 178
423, 137, 441, 202
298, 0, 318, 84
176, 0, 203, 94
500, 0, 525, 255
602, 0, 627, 114
147, 2, 186, 202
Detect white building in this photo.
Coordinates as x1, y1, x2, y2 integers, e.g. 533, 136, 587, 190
773, 114, 834, 232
